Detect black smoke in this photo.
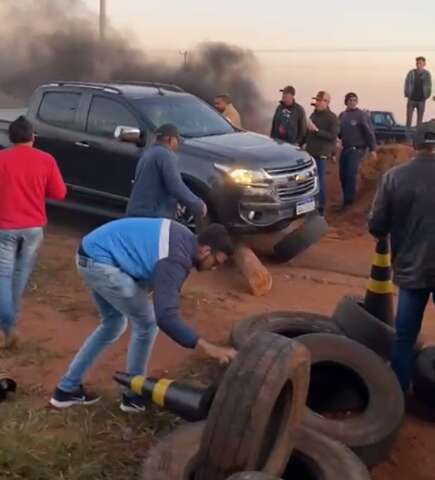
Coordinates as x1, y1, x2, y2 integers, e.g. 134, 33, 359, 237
0, 0, 269, 131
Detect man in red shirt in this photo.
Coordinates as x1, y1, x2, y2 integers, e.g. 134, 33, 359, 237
0, 116, 66, 348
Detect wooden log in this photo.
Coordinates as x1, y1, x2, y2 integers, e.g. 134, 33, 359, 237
233, 244, 272, 296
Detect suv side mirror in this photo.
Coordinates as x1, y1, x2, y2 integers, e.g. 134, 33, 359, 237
114, 126, 142, 143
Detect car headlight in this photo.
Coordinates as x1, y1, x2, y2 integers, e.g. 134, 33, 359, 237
214, 164, 268, 186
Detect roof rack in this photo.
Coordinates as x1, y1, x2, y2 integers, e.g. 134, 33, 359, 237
111, 81, 184, 93
41, 81, 123, 95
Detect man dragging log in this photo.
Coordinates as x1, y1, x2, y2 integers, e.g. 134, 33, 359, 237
50, 218, 236, 413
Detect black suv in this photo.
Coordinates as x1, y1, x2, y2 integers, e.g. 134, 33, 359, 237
0, 81, 319, 232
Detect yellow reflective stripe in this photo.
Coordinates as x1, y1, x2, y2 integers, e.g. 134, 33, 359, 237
367, 279, 394, 294
152, 379, 174, 407
372, 254, 391, 268
130, 375, 145, 395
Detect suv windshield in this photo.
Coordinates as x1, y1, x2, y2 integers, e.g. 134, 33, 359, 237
135, 95, 235, 138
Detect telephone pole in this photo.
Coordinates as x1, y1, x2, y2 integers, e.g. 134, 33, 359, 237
99, 0, 107, 41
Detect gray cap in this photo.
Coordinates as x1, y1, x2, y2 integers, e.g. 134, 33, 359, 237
155, 123, 180, 140
415, 120, 435, 146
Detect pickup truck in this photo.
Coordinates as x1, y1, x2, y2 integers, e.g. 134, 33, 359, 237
368, 110, 407, 144
0, 81, 319, 233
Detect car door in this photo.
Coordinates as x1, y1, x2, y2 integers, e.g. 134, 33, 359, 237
76, 95, 145, 198
33, 90, 87, 185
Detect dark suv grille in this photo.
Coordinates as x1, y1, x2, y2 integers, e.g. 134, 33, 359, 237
264, 158, 314, 177
275, 178, 316, 200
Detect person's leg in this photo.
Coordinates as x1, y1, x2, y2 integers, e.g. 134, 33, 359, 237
416, 101, 426, 126
11, 228, 44, 336
406, 99, 414, 128
57, 290, 127, 393
0, 231, 18, 339
314, 156, 326, 214
339, 149, 349, 206
391, 288, 430, 392
344, 149, 364, 205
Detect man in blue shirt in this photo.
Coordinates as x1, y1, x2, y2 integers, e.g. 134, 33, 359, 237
50, 218, 235, 412
126, 124, 206, 220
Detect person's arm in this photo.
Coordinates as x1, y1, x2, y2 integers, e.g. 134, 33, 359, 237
404, 70, 411, 98
297, 106, 308, 145
45, 157, 67, 200
270, 109, 278, 138
427, 70, 432, 98
368, 172, 393, 238
158, 151, 205, 217
152, 259, 236, 362
314, 114, 339, 141
361, 111, 377, 152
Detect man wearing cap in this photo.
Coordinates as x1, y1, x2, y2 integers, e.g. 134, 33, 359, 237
270, 86, 307, 146
305, 91, 339, 216
126, 123, 206, 221
338, 93, 376, 210
369, 120, 435, 393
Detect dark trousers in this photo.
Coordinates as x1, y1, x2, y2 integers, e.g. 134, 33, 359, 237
391, 288, 435, 392
314, 156, 327, 210
339, 148, 365, 206
406, 99, 426, 128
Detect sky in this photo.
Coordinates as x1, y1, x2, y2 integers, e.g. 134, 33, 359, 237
84, 0, 435, 122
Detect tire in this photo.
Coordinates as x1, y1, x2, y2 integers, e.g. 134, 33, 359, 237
332, 295, 395, 359
273, 214, 328, 262
414, 346, 435, 406
283, 427, 370, 480
141, 422, 203, 480
194, 332, 311, 480
297, 333, 405, 467
230, 311, 341, 350
230, 312, 365, 413
226, 474, 281, 480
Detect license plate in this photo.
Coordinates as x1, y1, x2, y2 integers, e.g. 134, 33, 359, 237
296, 198, 315, 216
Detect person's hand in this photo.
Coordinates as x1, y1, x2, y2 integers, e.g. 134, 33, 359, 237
196, 339, 237, 365
369, 150, 378, 161
307, 119, 319, 132
202, 202, 208, 218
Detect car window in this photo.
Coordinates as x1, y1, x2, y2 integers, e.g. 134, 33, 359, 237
87, 96, 139, 138
38, 92, 81, 129
135, 95, 235, 138
372, 113, 386, 126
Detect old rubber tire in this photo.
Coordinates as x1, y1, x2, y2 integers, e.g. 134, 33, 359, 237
297, 333, 405, 467
283, 427, 370, 480
226, 474, 281, 480
230, 312, 365, 413
332, 295, 395, 359
273, 214, 328, 262
141, 422, 203, 480
194, 332, 311, 480
230, 311, 341, 349
414, 346, 435, 406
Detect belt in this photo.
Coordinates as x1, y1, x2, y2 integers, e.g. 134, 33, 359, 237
77, 243, 91, 267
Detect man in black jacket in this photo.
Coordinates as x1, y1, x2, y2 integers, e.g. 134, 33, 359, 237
270, 86, 307, 146
368, 120, 435, 392
305, 91, 339, 215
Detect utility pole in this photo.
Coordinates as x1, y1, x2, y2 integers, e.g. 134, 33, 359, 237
99, 0, 107, 41
179, 50, 190, 67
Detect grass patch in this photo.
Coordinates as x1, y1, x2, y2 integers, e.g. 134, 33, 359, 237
0, 395, 178, 480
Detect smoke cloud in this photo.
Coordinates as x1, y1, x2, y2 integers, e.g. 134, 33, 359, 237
0, 0, 269, 131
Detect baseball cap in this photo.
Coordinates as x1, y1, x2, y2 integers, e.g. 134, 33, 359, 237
415, 120, 435, 146
312, 91, 331, 102
155, 123, 180, 140
280, 85, 296, 95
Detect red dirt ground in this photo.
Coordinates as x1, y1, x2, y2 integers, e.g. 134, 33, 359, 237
1, 145, 434, 480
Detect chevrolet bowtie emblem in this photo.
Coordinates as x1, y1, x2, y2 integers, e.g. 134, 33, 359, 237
295, 173, 309, 183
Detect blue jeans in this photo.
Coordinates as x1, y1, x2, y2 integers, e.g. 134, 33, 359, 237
314, 156, 327, 210
391, 288, 435, 392
339, 148, 365, 205
0, 228, 43, 335
58, 255, 158, 393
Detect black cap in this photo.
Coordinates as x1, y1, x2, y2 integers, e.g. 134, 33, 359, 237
415, 120, 435, 146
155, 123, 180, 140
280, 85, 296, 95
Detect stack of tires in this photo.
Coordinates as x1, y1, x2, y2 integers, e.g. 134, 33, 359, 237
142, 311, 405, 480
